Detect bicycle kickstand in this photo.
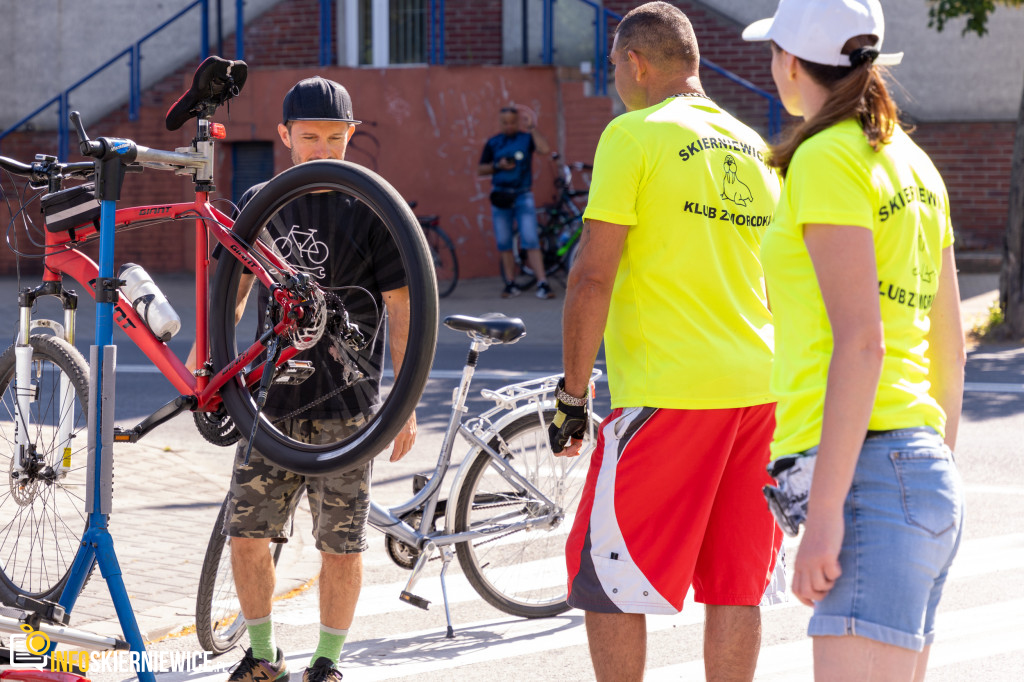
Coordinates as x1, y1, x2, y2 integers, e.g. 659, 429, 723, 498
437, 546, 456, 639
396, 541, 457, 638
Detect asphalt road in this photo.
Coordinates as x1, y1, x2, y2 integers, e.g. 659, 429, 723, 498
1, 272, 1022, 680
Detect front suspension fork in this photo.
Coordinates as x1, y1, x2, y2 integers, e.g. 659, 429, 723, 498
14, 283, 80, 479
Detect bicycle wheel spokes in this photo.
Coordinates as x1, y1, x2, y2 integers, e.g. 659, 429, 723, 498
208, 536, 245, 643
212, 160, 438, 475
0, 336, 91, 601
424, 226, 458, 298
454, 411, 598, 618
196, 496, 284, 655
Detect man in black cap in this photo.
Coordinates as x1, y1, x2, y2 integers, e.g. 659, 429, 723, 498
219, 76, 415, 682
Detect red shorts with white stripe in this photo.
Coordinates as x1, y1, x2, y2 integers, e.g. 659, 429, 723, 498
565, 404, 783, 614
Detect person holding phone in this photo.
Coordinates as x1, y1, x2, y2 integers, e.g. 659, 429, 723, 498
478, 105, 554, 298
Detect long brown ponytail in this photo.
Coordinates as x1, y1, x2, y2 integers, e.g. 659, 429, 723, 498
769, 37, 900, 177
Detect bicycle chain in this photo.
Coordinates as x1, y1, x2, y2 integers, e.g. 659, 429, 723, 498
270, 383, 349, 424
459, 497, 532, 549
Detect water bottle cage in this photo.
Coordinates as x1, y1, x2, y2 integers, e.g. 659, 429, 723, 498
132, 293, 156, 322
131, 292, 175, 342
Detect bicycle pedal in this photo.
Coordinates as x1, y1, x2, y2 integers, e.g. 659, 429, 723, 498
112, 427, 140, 443
273, 360, 315, 385
399, 591, 430, 610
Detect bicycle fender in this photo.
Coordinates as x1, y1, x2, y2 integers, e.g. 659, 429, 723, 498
441, 401, 556, 535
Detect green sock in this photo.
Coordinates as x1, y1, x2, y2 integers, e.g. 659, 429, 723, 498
309, 625, 348, 667
245, 615, 277, 663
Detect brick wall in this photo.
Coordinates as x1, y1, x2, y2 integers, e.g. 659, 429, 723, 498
0, 80, 200, 278
444, 0, 503, 65
600, 0, 1012, 252
604, 0, 790, 137
233, 0, 502, 68
0, 0, 1009, 278
234, 0, 326, 68
911, 121, 1015, 251
558, 71, 612, 169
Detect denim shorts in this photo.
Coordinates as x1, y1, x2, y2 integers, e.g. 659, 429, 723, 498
808, 427, 964, 651
491, 190, 539, 251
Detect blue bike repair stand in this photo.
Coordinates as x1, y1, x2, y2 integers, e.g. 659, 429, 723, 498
53, 151, 157, 682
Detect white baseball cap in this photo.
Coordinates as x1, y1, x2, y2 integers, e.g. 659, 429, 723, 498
742, 0, 903, 67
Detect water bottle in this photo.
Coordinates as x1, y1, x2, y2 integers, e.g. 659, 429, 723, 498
119, 263, 181, 342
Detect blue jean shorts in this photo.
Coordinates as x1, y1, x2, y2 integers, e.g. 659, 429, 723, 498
491, 190, 539, 251
808, 427, 964, 651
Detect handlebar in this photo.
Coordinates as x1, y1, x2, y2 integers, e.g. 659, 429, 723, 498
0, 156, 95, 186
67, 110, 212, 187
70, 111, 103, 158
0, 156, 34, 178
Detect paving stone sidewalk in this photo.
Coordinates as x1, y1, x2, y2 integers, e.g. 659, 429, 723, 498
0, 268, 1001, 647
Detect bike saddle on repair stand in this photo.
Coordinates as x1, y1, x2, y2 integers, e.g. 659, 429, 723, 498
165, 55, 248, 131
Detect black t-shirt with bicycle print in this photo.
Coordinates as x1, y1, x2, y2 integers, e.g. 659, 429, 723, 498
235, 182, 407, 423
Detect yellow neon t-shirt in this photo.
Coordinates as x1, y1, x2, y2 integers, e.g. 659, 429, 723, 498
583, 95, 781, 409
761, 119, 954, 459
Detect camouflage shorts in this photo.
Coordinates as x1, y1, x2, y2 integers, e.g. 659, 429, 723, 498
224, 417, 371, 554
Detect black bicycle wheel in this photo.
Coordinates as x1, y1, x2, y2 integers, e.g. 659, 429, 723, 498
0, 335, 94, 603
424, 225, 458, 298
454, 409, 601, 618
211, 160, 437, 475
196, 494, 284, 655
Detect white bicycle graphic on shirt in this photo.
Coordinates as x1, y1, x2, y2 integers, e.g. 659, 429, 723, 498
274, 225, 329, 264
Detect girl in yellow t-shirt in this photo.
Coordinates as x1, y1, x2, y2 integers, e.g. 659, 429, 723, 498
744, 0, 965, 679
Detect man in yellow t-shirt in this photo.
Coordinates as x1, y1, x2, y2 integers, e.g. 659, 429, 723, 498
548, 2, 784, 679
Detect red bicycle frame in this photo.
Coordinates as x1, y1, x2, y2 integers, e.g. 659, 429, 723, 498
42, 191, 301, 411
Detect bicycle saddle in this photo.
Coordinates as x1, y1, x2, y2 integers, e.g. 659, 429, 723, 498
444, 314, 526, 344
165, 56, 248, 131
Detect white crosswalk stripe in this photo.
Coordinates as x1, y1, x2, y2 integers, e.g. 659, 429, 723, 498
174, 531, 1023, 681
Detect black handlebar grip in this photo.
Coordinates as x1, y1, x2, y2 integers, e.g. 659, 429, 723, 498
68, 111, 103, 157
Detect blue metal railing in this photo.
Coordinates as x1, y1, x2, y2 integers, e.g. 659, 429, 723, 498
316, 0, 446, 67
545, 1, 784, 137
319, 0, 334, 66
0, 0, 209, 160
236, 0, 245, 60
429, 0, 447, 65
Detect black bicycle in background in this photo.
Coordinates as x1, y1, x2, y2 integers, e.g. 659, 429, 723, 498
410, 202, 459, 298
501, 153, 591, 288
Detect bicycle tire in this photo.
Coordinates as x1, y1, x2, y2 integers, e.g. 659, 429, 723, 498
0, 335, 94, 603
454, 409, 601, 618
195, 494, 284, 655
210, 160, 438, 475
424, 225, 458, 298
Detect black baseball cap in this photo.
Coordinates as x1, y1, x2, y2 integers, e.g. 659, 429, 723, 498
282, 76, 361, 124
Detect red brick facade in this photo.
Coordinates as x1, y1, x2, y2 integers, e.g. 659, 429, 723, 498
444, 0, 503, 65
910, 121, 1015, 252
604, 0, 1013, 253
0, 0, 1009, 277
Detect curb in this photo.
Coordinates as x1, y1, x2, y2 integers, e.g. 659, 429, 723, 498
956, 251, 1001, 274
83, 511, 322, 648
